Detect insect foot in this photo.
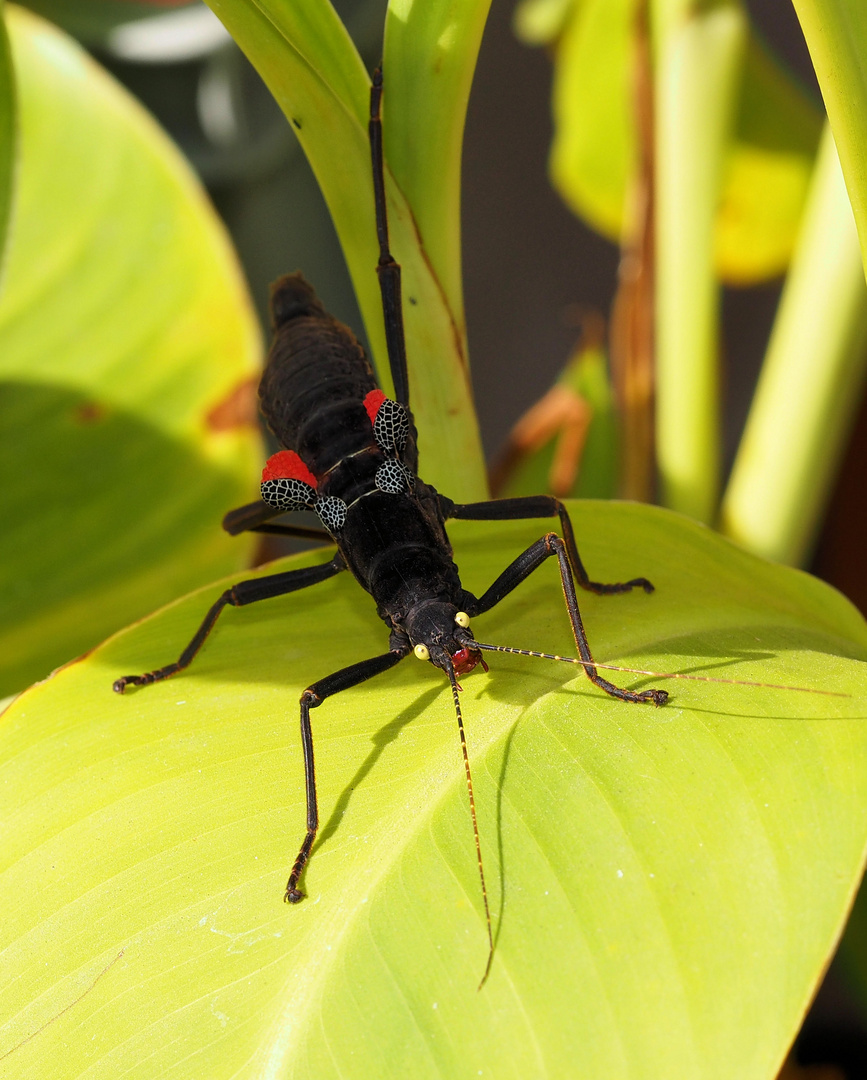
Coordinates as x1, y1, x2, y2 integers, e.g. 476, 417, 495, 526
640, 688, 669, 706
113, 673, 153, 693
284, 844, 312, 904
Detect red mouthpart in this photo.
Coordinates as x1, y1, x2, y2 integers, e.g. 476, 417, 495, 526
451, 647, 488, 678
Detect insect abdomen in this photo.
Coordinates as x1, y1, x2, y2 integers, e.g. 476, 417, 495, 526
259, 274, 379, 474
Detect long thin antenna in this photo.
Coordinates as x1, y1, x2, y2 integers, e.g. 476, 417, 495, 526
470, 642, 849, 697
445, 658, 494, 989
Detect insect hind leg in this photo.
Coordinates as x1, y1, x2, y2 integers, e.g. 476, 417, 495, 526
462, 532, 667, 706
445, 495, 654, 595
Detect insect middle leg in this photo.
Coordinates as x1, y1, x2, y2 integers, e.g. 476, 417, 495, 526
462, 532, 667, 706
286, 646, 410, 902
445, 495, 654, 594
222, 499, 333, 544
113, 555, 346, 692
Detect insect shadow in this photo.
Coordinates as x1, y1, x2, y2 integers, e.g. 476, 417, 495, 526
314, 683, 442, 858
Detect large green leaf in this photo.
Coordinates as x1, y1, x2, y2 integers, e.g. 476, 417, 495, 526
792, 0, 867, 279
1, 504, 866, 1078
0, 6, 262, 695
203, 0, 488, 499
547, 0, 822, 284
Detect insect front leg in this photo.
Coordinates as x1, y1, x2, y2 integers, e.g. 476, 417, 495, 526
462, 533, 667, 706
445, 495, 654, 595
286, 646, 410, 903
113, 555, 346, 692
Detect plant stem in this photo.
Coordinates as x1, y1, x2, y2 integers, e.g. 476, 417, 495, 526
654, 2, 745, 523
719, 126, 867, 567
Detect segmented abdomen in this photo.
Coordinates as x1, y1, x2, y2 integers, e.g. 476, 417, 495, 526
259, 273, 380, 476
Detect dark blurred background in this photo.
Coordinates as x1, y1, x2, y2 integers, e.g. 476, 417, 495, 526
28, 0, 867, 1073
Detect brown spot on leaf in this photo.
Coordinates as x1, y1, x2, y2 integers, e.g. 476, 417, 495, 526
73, 401, 108, 424
206, 377, 259, 432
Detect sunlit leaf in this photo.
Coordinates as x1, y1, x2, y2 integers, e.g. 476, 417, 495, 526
550, 0, 635, 240
1, 505, 865, 1078
513, 0, 574, 45
0, 6, 262, 695
716, 32, 823, 282
382, 0, 490, 330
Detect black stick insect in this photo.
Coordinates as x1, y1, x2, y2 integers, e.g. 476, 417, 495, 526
113, 69, 672, 987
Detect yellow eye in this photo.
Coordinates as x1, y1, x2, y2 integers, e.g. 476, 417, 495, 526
414, 643, 430, 661
454, 611, 470, 628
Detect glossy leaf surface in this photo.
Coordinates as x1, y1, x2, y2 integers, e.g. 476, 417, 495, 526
0, 7, 261, 695
1, 504, 866, 1079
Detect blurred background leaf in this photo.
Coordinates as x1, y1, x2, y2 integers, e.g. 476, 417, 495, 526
541, 0, 822, 286
0, 0, 14, 278
0, 6, 262, 696
490, 314, 618, 500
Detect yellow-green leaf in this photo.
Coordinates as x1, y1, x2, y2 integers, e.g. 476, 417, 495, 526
1, 504, 866, 1078
0, 6, 262, 695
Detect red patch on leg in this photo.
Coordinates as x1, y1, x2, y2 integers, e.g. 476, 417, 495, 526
363, 389, 387, 425
262, 450, 318, 489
